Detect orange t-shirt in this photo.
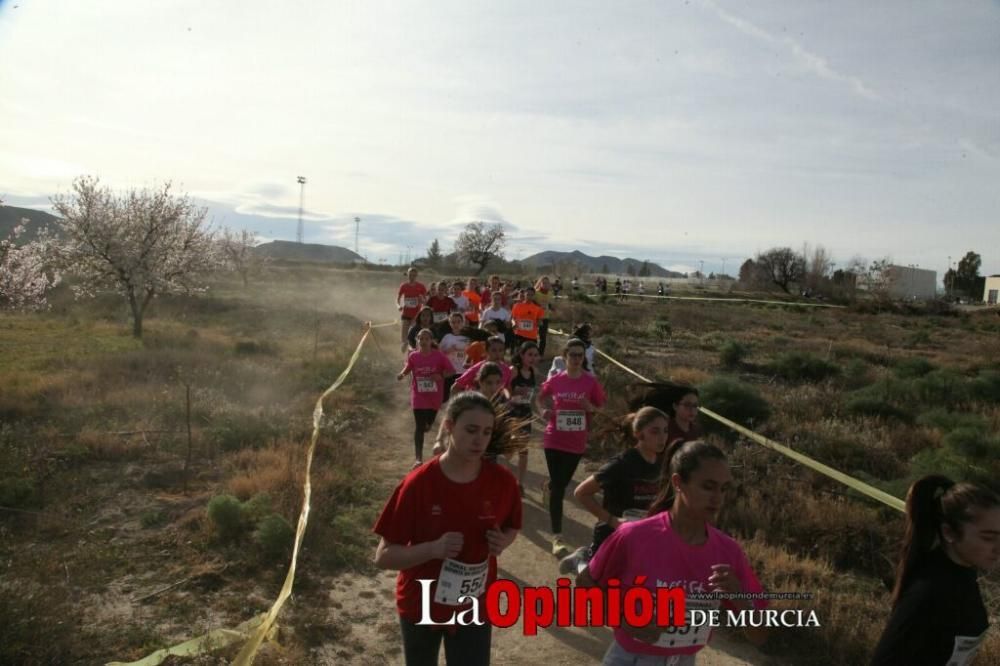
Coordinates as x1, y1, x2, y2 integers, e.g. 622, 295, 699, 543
465, 340, 487, 365
462, 290, 482, 323
511, 302, 544, 340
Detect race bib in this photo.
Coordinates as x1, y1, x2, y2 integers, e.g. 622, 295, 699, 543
403, 297, 418, 308
433, 312, 448, 323
517, 320, 534, 331
434, 558, 489, 606
556, 410, 585, 432
947, 632, 986, 666
449, 352, 466, 370
416, 378, 438, 393
654, 598, 719, 649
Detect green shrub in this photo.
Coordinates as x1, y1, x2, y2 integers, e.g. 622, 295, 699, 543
0, 478, 35, 508
943, 427, 1000, 460
893, 357, 935, 379
916, 409, 988, 433
970, 370, 1000, 403
719, 340, 750, 369
650, 318, 672, 339
906, 330, 932, 346
254, 513, 295, 561
207, 494, 244, 540
912, 369, 971, 408
207, 412, 283, 452
698, 376, 771, 437
241, 493, 273, 523
769, 352, 840, 382
841, 358, 873, 389
844, 396, 913, 424
234, 339, 279, 356
140, 510, 167, 528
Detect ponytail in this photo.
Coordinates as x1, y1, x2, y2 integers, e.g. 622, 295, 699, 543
647, 439, 726, 516
619, 406, 669, 445
892, 475, 1000, 606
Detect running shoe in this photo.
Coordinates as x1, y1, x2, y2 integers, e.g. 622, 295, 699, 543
558, 546, 588, 575
551, 535, 570, 558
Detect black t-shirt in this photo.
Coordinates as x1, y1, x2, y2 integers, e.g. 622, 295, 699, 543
590, 448, 660, 550
667, 419, 702, 446
509, 367, 535, 418
871, 549, 989, 666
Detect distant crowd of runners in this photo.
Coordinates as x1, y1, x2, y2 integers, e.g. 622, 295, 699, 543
373, 267, 999, 666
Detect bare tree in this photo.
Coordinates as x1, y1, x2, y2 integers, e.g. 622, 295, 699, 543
51, 176, 219, 338
755, 247, 806, 294
454, 221, 506, 275
0, 200, 60, 310
803, 244, 835, 292
220, 228, 264, 287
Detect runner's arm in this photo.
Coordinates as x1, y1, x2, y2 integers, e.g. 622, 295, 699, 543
374, 534, 462, 570
573, 476, 619, 527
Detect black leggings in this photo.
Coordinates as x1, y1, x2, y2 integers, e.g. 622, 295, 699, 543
413, 409, 437, 460
400, 616, 491, 666
538, 318, 550, 355
544, 448, 583, 534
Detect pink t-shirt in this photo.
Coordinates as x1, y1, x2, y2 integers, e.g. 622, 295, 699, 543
539, 371, 606, 454
454, 360, 513, 392
588, 511, 766, 657
404, 350, 453, 410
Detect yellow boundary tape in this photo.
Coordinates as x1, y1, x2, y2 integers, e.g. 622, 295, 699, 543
107, 319, 396, 666
578, 291, 845, 308
548, 328, 904, 513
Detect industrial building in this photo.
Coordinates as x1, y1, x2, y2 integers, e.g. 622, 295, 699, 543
985, 276, 1000, 305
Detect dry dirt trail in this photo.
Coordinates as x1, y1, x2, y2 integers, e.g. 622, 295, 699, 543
322, 361, 769, 666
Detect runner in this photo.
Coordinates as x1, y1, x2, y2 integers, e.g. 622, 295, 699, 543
462, 277, 482, 326
508, 340, 539, 494
614, 279, 622, 302
480, 291, 512, 330
871, 476, 999, 665
626, 383, 702, 446
511, 286, 545, 350
450, 281, 469, 319
397, 329, 455, 467
533, 276, 555, 356
558, 406, 669, 575
535, 337, 606, 557
545, 323, 595, 381
453, 335, 513, 393
578, 439, 768, 664
373, 392, 522, 666
480, 274, 502, 304
427, 281, 457, 325
463, 321, 501, 368
439, 312, 470, 399
638, 281, 645, 296
397, 267, 427, 353
406, 307, 436, 351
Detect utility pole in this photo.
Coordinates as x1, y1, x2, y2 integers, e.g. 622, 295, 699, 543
296, 176, 307, 244
354, 216, 360, 256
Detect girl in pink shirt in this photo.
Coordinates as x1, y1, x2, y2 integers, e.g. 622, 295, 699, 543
579, 440, 768, 664
535, 337, 606, 557
397, 329, 455, 468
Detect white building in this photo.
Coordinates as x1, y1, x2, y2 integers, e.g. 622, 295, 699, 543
984, 276, 1000, 305
884, 265, 937, 300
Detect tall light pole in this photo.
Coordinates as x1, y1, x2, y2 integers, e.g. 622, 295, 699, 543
946, 255, 951, 297
296, 176, 307, 244
721, 258, 727, 278
354, 216, 360, 256
699, 260, 704, 283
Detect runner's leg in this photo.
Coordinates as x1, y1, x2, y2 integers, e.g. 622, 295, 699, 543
538, 318, 549, 355
543, 449, 582, 534
399, 617, 443, 666
443, 616, 492, 666
413, 409, 436, 461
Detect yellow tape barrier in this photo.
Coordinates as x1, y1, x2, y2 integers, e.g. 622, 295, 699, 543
548, 328, 905, 513
232, 320, 394, 665
106, 614, 269, 666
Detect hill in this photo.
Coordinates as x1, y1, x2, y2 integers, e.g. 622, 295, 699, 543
0, 205, 60, 244
521, 249, 683, 278
253, 240, 364, 264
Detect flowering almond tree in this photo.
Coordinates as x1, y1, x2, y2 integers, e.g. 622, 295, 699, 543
219, 227, 265, 287
0, 207, 60, 310
51, 176, 219, 337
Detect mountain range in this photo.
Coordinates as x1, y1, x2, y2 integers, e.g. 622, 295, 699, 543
520, 250, 682, 278
252, 240, 364, 263
0, 205, 60, 244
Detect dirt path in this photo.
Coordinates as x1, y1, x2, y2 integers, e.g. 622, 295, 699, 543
323, 372, 769, 665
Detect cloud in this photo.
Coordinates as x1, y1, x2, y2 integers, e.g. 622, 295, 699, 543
700, 0, 879, 101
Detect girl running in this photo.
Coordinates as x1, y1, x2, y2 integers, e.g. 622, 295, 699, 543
433, 359, 510, 457
462, 277, 483, 326
406, 307, 436, 351
439, 312, 470, 399
626, 383, 703, 447
373, 392, 522, 666
511, 287, 545, 350
578, 439, 767, 665
453, 336, 513, 394
397, 267, 427, 353
558, 406, 669, 575
533, 276, 555, 356
397, 329, 455, 467
508, 341, 539, 493
427, 282, 456, 324
871, 476, 999, 665
535, 337, 606, 557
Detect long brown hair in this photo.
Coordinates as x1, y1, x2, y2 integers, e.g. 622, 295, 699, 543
619, 406, 669, 446
647, 439, 727, 516
444, 391, 527, 460
891, 475, 1000, 606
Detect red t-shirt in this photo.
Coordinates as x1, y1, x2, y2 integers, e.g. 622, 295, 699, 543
426, 295, 457, 323
398, 282, 428, 319
373, 458, 522, 623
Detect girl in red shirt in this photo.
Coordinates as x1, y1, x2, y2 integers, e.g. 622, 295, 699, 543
373, 393, 523, 666
397, 267, 428, 352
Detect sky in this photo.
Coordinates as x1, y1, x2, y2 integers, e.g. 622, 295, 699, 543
1, 0, 998, 278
